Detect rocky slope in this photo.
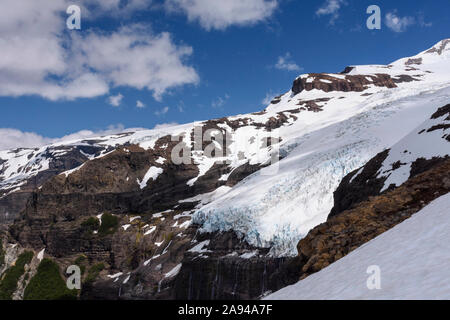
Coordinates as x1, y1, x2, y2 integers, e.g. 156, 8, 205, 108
0, 39, 449, 300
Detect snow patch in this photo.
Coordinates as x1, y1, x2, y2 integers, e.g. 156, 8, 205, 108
137, 166, 163, 189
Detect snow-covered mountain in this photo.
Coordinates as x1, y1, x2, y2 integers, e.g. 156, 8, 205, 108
192, 39, 450, 255
1, 39, 450, 257
266, 192, 450, 300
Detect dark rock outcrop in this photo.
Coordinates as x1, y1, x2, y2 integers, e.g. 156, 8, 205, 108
174, 232, 300, 300
328, 149, 389, 218
0, 145, 105, 224
291, 73, 397, 95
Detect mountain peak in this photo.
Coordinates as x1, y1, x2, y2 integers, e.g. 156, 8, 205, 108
425, 38, 450, 55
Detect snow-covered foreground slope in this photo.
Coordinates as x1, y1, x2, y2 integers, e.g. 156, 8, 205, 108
266, 192, 450, 300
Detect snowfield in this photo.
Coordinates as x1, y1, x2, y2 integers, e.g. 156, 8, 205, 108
266, 192, 450, 300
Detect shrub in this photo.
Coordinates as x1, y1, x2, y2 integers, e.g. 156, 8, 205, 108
0, 251, 33, 300
81, 217, 100, 230
98, 213, 118, 236
74, 255, 87, 275
24, 258, 77, 300
85, 263, 105, 284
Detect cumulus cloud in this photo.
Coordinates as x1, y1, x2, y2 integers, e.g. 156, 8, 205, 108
0, 129, 53, 151
316, 0, 347, 25
275, 53, 301, 72
108, 93, 124, 107
0, 124, 130, 151
165, 0, 278, 30
385, 12, 415, 33
70, 25, 199, 101
155, 106, 170, 116
0, 0, 198, 101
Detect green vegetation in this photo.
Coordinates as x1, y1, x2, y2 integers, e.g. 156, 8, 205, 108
85, 263, 105, 284
0, 251, 33, 300
80, 217, 100, 237
81, 217, 100, 230
74, 255, 86, 265
24, 258, 77, 300
74, 255, 87, 275
98, 213, 119, 236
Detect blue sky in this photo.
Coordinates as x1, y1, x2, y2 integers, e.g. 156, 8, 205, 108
0, 0, 448, 149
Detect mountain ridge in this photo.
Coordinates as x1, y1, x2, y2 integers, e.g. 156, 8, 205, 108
1, 39, 449, 300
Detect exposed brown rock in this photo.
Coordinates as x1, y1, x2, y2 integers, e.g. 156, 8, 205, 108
405, 58, 422, 65
426, 39, 450, 55
292, 73, 397, 95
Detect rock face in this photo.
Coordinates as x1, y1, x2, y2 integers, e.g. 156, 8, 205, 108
328, 150, 390, 218
80, 231, 300, 300
0, 144, 105, 224
291, 73, 397, 95
173, 232, 299, 300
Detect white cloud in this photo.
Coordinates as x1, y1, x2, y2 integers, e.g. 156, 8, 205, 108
275, 53, 301, 72
0, 124, 129, 151
153, 122, 179, 130
165, 0, 278, 30
0, 129, 53, 151
212, 94, 230, 108
316, 0, 347, 25
108, 93, 124, 107
0, 0, 198, 101
155, 106, 170, 116
385, 12, 415, 33
71, 25, 199, 101
136, 100, 146, 108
